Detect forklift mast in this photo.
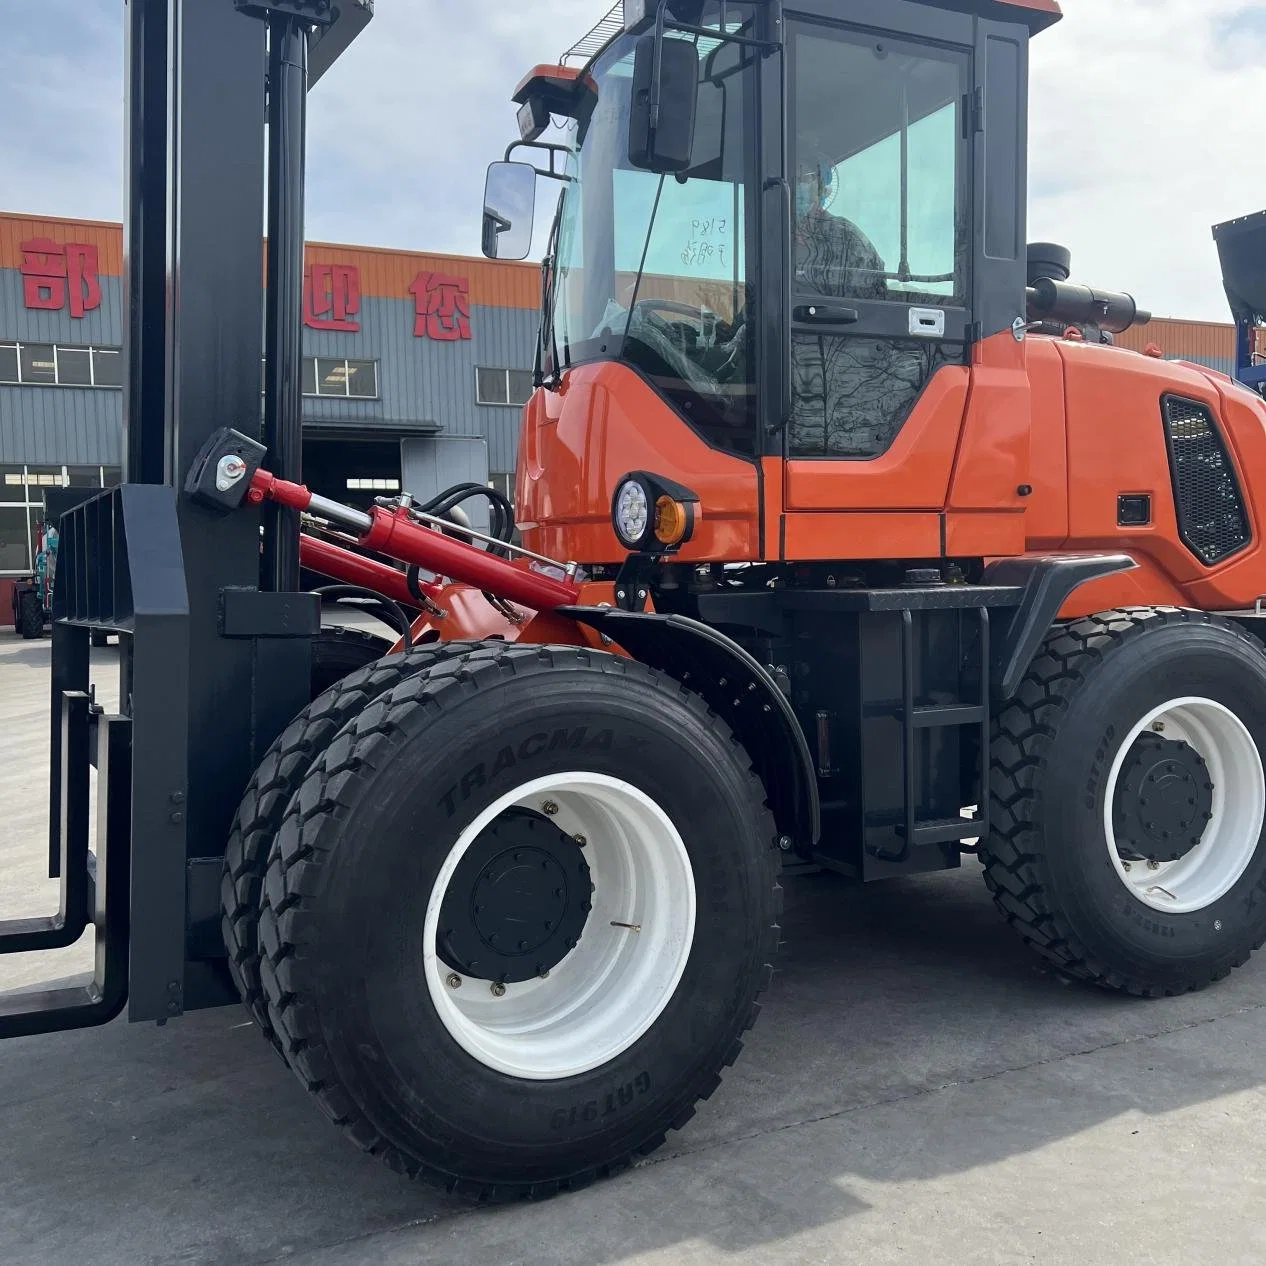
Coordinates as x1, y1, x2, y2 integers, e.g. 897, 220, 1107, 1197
0, 0, 372, 1037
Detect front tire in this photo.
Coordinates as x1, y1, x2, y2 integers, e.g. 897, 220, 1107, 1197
222, 639, 480, 1052
257, 645, 781, 1199
983, 608, 1266, 996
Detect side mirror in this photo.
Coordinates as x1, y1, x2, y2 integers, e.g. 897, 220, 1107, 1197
628, 33, 699, 173
481, 161, 537, 260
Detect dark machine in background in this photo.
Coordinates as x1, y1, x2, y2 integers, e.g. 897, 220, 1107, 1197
1214, 210, 1266, 394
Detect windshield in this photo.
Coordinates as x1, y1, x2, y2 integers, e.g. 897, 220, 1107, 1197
544, 6, 758, 453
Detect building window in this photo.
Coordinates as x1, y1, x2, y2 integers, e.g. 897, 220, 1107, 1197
304, 357, 378, 398
476, 367, 534, 407
345, 478, 400, 492
0, 341, 123, 388
0, 465, 120, 574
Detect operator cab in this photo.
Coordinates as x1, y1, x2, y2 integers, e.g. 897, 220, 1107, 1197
483, 0, 1059, 466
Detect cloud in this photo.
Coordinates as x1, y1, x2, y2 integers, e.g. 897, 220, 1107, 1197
0, 0, 123, 224
1028, 0, 1266, 320
3, 1, 1266, 321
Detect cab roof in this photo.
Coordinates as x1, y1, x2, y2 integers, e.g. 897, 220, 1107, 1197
977, 0, 1062, 31
557, 0, 1061, 77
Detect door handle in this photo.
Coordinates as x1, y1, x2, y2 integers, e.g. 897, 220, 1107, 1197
793, 304, 860, 325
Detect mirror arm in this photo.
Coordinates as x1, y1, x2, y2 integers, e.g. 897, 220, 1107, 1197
504, 140, 576, 183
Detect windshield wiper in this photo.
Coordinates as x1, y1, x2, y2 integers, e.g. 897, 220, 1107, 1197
536, 198, 565, 391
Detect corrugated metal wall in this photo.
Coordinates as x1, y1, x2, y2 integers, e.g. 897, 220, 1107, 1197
295, 297, 536, 474
1115, 317, 1236, 377
304, 241, 539, 311
0, 385, 122, 466
0, 273, 124, 466
0, 215, 125, 276
0, 271, 535, 473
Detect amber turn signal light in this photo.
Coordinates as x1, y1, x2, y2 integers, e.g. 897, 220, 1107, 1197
653, 496, 689, 546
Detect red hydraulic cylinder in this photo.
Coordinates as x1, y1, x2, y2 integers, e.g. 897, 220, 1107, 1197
361, 509, 582, 611
249, 468, 582, 611
299, 534, 438, 608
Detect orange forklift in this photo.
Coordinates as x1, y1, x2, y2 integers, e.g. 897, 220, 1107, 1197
9, 0, 1266, 1204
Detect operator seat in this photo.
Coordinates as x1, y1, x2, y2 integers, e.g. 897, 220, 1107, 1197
794, 205, 888, 302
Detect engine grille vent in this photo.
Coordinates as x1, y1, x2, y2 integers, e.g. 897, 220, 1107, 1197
1162, 395, 1251, 566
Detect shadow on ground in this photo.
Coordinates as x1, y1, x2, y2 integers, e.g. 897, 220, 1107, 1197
0, 863, 1262, 1266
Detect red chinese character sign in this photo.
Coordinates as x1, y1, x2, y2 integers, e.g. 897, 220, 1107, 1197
20, 239, 103, 318
409, 271, 471, 341
303, 263, 361, 332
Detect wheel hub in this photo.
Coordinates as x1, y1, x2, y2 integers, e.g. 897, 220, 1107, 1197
437, 809, 592, 984
1112, 732, 1214, 864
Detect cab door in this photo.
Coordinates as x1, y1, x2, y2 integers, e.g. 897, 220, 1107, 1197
776, 5, 1031, 559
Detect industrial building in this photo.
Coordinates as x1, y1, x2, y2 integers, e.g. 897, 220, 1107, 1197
0, 207, 1252, 581
0, 210, 538, 580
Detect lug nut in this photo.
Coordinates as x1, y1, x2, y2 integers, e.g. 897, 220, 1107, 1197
490, 982, 506, 998
574, 834, 587, 847
446, 973, 462, 989
543, 801, 559, 816
1152, 721, 1165, 732
1147, 860, 1160, 871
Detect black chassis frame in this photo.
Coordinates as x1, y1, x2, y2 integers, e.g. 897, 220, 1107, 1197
600, 554, 1133, 876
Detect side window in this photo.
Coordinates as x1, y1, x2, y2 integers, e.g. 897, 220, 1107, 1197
827, 102, 960, 302
793, 30, 967, 305
789, 24, 969, 459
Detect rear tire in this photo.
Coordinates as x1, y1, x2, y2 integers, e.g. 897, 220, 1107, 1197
17, 591, 43, 640
309, 625, 394, 697
257, 644, 782, 1199
983, 608, 1266, 996
222, 639, 480, 1052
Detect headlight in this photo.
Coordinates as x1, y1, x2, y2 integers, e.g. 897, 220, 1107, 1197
614, 480, 650, 548
611, 473, 699, 553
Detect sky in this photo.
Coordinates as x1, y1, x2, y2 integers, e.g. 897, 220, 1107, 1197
4, 0, 1266, 322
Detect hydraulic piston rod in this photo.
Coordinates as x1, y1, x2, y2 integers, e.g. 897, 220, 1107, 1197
247, 468, 584, 611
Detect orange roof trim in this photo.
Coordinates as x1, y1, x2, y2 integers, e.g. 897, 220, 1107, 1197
0, 211, 541, 310
998, 0, 1062, 30
513, 64, 586, 104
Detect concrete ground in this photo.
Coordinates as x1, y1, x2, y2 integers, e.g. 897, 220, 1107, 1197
1, 629, 1264, 1266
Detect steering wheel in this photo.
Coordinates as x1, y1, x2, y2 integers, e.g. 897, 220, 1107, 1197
633, 298, 714, 337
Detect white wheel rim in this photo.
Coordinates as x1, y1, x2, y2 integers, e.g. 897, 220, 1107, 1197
423, 772, 696, 1080
1103, 696, 1265, 914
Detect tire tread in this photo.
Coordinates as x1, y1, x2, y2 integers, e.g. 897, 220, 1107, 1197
256, 642, 782, 1200
981, 606, 1266, 997
222, 639, 480, 1052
